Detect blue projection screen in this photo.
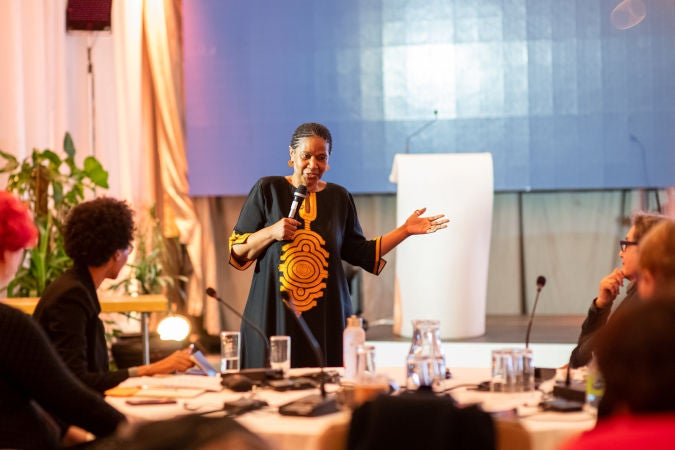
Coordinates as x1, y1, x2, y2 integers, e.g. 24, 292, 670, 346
184, 0, 675, 196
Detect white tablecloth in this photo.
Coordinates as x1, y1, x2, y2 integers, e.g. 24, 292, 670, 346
108, 367, 594, 450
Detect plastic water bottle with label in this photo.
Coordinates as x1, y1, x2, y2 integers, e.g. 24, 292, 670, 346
585, 353, 605, 415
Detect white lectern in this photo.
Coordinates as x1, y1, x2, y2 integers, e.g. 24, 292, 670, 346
389, 153, 494, 339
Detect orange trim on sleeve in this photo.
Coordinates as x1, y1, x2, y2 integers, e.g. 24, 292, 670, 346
373, 236, 386, 275
228, 231, 255, 270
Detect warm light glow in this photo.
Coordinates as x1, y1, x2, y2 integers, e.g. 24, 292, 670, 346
157, 315, 191, 341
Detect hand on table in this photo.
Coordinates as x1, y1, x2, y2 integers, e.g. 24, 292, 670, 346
140, 348, 195, 376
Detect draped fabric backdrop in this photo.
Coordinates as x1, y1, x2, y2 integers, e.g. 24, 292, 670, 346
1, 1, 673, 336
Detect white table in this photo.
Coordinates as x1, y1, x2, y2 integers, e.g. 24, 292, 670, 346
107, 371, 350, 450
436, 367, 595, 450
108, 367, 595, 450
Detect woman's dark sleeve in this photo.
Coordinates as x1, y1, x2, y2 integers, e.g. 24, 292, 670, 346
1, 306, 125, 436
569, 299, 611, 368
37, 286, 129, 392
340, 191, 385, 275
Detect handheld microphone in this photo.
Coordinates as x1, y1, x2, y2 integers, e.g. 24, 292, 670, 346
405, 110, 438, 154
205, 287, 271, 368
288, 185, 307, 218
525, 275, 546, 349
278, 301, 339, 417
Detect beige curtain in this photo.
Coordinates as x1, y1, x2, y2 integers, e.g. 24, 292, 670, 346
142, 0, 212, 327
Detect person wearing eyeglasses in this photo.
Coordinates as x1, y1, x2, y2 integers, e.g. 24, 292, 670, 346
569, 212, 666, 368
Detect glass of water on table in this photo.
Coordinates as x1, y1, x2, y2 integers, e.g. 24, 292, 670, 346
220, 331, 241, 373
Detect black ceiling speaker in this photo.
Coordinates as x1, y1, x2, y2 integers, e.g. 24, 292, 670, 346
66, 0, 113, 32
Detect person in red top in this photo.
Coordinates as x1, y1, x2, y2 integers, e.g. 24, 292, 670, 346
561, 298, 675, 450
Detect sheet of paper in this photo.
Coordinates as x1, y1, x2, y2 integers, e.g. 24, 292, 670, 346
119, 374, 223, 392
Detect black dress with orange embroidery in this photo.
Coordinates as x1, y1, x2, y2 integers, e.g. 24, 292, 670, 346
229, 176, 384, 368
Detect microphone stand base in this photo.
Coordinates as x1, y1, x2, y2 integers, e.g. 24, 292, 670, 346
552, 381, 586, 403
279, 394, 339, 417
222, 368, 284, 384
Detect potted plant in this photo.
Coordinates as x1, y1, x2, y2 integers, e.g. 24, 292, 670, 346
0, 133, 109, 297
110, 205, 185, 298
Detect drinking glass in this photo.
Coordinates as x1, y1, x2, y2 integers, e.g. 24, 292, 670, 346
491, 348, 515, 392
220, 331, 240, 373
354, 345, 388, 405
270, 335, 291, 376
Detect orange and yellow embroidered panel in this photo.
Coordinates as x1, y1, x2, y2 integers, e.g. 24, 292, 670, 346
279, 192, 329, 314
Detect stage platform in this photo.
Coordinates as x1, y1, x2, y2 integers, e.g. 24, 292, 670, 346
365, 314, 584, 369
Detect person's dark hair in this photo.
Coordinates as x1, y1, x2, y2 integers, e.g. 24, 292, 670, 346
64, 197, 135, 267
289, 122, 332, 154
631, 211, 666, 242
595, 299, 675, 414
102, 414, 272, 450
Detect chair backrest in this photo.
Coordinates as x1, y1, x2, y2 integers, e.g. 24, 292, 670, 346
494, 419, 531, 450
318, 411, 532, 450
346, 393, 496, 450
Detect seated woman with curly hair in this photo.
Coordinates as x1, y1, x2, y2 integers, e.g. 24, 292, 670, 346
34, 197, 194, 394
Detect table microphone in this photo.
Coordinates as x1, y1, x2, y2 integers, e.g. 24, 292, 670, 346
525, 275, 546, 349
206, 288, 282, 384
288, 185, 307, 218
278, 302, 339, 417
549, 356, 586, 405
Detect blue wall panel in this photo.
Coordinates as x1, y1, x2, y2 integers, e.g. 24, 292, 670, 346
184, 0, 675, 196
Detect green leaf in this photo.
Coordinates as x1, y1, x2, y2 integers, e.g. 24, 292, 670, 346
64, 132, 76, 159
41, 149, 62, 167
0, 149, 19, 174
1, 132, 109, 297
83, 156, 109, 188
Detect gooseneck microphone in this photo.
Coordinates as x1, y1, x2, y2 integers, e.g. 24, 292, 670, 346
278, 301, 339, 417
525, 275, 546, 349
405, 110, 439, 154
205, 287, 270, 368
288, 185, 307, 218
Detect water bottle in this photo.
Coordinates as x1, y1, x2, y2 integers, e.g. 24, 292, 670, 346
343, 315, 365, 381
585, 353, 605, 415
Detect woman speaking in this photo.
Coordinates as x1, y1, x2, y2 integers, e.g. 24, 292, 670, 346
229, 122, 448, 368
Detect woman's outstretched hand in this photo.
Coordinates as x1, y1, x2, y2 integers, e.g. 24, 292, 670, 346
404, 207, 449, 235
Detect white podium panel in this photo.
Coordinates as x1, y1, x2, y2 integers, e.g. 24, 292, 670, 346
389, 153, 493, 339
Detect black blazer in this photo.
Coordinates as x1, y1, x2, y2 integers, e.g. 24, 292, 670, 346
0, 303, 124, 449
34, 264, 130, 392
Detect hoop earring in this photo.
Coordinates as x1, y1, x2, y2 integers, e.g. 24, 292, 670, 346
288, 160, 293, 167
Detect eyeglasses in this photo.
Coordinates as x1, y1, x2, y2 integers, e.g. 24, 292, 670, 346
619, 240, 638, 252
